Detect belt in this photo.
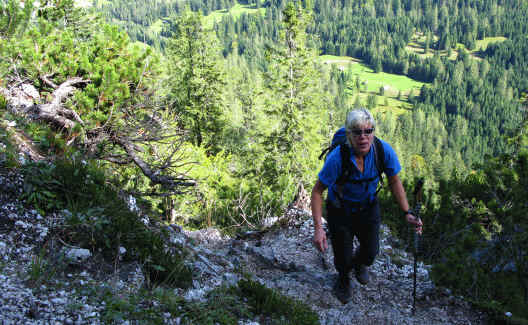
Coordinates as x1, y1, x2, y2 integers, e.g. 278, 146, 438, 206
328, 197, 376, 211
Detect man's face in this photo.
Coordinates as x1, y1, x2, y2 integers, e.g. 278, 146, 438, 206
347, 123, 375, 156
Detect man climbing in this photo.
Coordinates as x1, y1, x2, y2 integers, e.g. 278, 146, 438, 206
311, 108, 423, 304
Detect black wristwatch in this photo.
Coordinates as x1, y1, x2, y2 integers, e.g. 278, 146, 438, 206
404, 209, 414, 217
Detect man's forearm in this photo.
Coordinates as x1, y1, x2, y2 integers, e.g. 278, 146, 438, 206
311, 192, 324, 229
311, 180, 326, 230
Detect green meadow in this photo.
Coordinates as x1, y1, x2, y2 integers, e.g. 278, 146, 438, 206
319, 55, 425, 115
406, 33, 507, 60
319, 35, 508, 115
473, 36, 507, 51
203, 4, 266, 30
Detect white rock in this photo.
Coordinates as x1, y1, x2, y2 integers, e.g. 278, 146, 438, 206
14, 220, 30, 230
183, 288, 206, 302
51, 297, 66, 304
505, 312, 512, 317
65, 248, 92, 263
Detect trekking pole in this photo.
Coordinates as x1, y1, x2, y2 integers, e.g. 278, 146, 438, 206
412, 178, 424, 316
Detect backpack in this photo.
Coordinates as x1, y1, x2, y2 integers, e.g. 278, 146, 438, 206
319, 127, 386, 204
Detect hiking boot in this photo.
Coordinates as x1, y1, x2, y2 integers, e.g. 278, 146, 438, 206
333, 273, 352, 304
355, 264, 369, 285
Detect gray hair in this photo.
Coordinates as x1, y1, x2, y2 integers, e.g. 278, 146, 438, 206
345, 108, 376, 131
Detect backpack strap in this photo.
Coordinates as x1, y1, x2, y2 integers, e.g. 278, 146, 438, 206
373, 137, 386, 194
334, 144, 353, 205
318, 144, 336, 160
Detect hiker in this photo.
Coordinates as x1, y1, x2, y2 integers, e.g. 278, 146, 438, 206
311, 108, 423, 304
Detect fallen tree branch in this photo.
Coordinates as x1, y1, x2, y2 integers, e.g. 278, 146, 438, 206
40, 74, 58, 89
114, 136, 195, 190
37, 77, 90, 129
0, 120, 45, 161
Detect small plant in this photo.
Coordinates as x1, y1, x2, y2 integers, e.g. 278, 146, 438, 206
238, 278, 320, 325
0, 129, 20, 168
180, 278, 320, 325
26, 246, 63, 286
99, 287, 183, 324
0, 94, 7, 111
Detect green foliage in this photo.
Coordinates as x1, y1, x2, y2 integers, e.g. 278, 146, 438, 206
178, 278, 319, 324
100, 288, 167, 324
0, 93, 6, 110
258, 2, 326, 209
20, 157, 192, 288
0, 9, 161, 135
181, 286, 253, 324
26, 246, 65, 286
412, 139, 528, 321
0, 0, 34, 39
166, 9, 227, 153
237, 278, 320, 324
95, 277, 319, 324
0, 124, 21, 168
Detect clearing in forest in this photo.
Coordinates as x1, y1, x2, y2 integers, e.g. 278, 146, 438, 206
406, 33, 507, 60
204, 4, 266, 29
319, 55, 425, 114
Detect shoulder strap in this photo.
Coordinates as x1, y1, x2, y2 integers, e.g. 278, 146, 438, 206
337, 144, 352, 185
373, 137, 386, 193
318, 144, 335, 160
373, 137, 386, 174
334, 144, 352, 204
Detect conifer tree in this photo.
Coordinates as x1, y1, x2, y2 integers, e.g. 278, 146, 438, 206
166, 10, 226, 154
261, 1, 325, 194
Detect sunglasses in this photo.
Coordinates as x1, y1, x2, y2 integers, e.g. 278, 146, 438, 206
350, 128, 375, 136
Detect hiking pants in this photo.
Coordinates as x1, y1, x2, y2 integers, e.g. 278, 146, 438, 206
326, 199, 381, 275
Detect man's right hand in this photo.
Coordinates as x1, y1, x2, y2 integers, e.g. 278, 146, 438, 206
313, 227, 328, 252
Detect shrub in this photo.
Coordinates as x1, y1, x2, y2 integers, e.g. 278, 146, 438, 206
237, 278, 320, 325
21, 156, 192, 288
0, 94, 7, 111
180, 278, 320, 325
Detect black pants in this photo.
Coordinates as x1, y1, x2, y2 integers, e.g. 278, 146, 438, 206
326, 199, 381, 275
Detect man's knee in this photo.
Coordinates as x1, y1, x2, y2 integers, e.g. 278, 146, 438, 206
361, 248, 378, 266
358, 238, 379, 266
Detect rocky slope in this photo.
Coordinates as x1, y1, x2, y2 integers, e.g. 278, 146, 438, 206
0, 166, 486, 324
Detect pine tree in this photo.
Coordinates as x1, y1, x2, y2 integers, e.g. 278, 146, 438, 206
261, 2, 325, 193
166, 10, 226, 153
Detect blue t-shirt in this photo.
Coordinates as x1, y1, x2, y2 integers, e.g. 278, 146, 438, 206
318, 138, 401, 205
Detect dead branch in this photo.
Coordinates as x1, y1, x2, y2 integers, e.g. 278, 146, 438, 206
40, 74, 58, 89
37, 77, 89, 129
102, 154, 133, 165
0, 120, 45, 161
114, 136, 195, 190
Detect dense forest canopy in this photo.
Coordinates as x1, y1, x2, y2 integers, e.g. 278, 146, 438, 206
1, 0, 527, 322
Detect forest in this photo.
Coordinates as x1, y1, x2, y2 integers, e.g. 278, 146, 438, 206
1, 0, 527, 323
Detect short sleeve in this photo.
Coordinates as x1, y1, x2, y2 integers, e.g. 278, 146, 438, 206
380, 139, 401, 177
318, 146, 342, 187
